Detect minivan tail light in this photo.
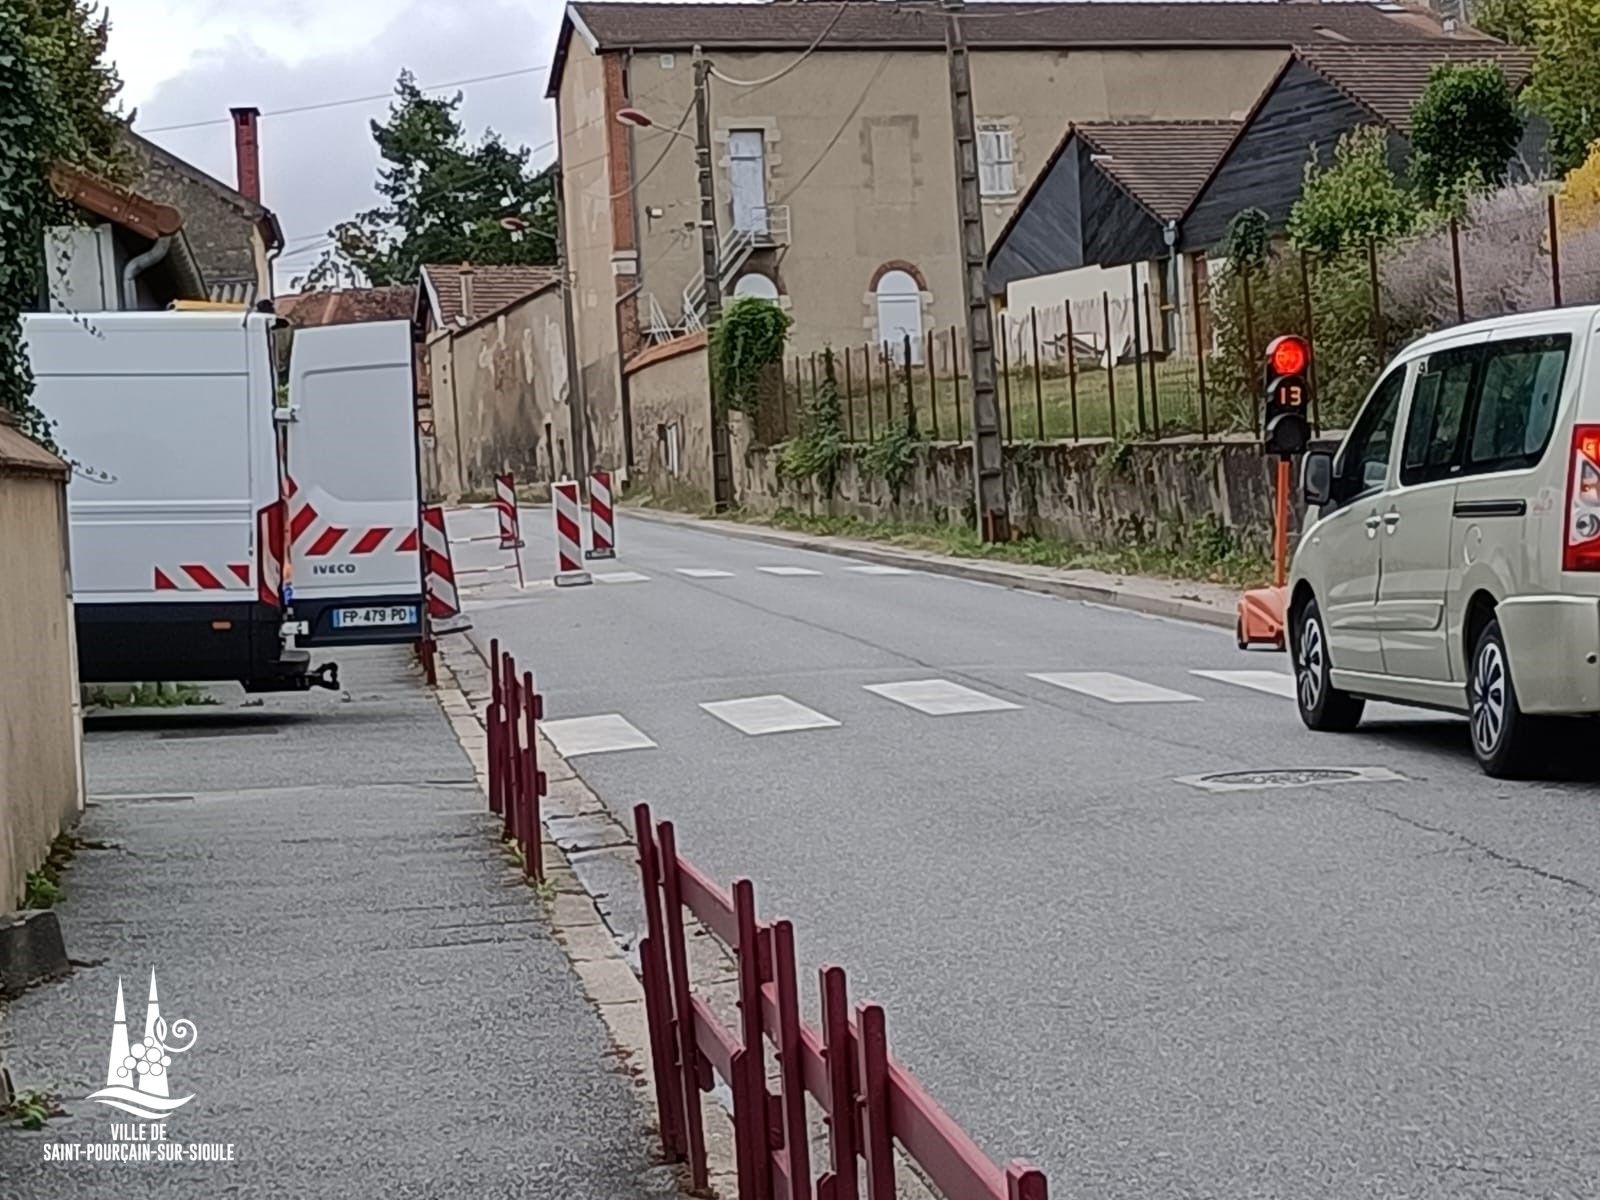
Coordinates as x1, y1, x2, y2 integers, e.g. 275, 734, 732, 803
1564, 424, 1600, 571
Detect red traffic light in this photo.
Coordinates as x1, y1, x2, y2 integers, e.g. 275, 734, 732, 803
1267, 335, 1310, 377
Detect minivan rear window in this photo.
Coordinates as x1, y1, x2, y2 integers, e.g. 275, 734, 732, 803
1467, 334, 1570, 475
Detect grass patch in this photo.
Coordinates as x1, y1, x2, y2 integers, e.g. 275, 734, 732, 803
21, 831, 81, 910
729, 509, 1271, 589
4, 1089, 63, 1130
86, 682, 217, 709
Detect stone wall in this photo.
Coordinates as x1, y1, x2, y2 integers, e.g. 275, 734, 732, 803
0, 417, 82, 909
625, 334, 714, 508
732, 431, 1315, 556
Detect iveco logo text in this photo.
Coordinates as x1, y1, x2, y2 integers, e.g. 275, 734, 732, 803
310, 562, 357, 575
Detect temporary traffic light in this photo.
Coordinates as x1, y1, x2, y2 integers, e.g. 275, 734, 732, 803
1262, 334, 1312, 457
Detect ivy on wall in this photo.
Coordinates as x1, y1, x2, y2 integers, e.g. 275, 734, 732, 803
710, 297, 791, 416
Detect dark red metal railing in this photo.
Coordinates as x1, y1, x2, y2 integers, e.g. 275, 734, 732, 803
634, 802, 1049, 1200
487, 639, 545, 882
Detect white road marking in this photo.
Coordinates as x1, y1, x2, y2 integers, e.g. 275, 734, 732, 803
845, 564, 916, 576
541, 714, 657, 757
1029, 672, 1201, 704
700, 694, 840, 735
758, 566, 823, 577
593, 571, 651, 583
864, 679, 1021, 716
676, 568, 735, 578
1190, 669, 1297, 699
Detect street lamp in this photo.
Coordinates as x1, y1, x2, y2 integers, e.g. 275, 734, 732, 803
614, 108, 695, 142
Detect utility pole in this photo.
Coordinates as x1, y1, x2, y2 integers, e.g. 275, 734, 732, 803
943, 2, 1009, 542
550, 159, 589, 484
694, 49, 734, 512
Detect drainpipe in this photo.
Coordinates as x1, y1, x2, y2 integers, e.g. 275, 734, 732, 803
1163, 220, 1179, 354
121, 237, 172, 310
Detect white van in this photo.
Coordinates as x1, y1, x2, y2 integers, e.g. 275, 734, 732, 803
1290, 305, 1599, 776
26, 310, 423, 691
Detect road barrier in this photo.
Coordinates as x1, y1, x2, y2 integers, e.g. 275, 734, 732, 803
586, 470, 616, 560
633, 802, 1049, 1200
486, 639, 545, 882
552, 481, 591, 587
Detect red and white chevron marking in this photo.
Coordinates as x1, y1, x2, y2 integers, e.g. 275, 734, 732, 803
552, 481, 589, 584
495, 473, 523, 550
285, 475, 420, 559
154, 563, 252, 592
421, 505, 461, 619
257, 501, 285, 607
586, 470, 615, 560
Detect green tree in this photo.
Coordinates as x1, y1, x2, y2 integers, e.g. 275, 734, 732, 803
303, 71, 555, 287
1473, 0, 1539, 45
1526, 0, 1600, 171
1409, 61, 1524, 205
1287, 127, 1419, 257
0, 0, 126, 443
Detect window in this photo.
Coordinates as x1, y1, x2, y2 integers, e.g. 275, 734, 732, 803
875, 269, 923, 364
732, 273, 779, 301
1331, 365, 1406, 506
1401, 346, 1478, 486
978, 124, 1016, 197
1466, 334, 1570, 475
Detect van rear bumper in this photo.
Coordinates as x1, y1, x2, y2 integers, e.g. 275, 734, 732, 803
294, 593, 424, 647
76, 600, 295, 686
1498, 595, 1600, 714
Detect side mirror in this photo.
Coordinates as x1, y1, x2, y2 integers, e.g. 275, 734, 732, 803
1302, 450, 1333, 507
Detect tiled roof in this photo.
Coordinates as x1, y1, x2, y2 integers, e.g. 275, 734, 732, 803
567, 1, 1461, 51
276, 285, 418, 328
1074, 121, 1243, 221
420, 264, 561, 327
1295, 42, 1537, 134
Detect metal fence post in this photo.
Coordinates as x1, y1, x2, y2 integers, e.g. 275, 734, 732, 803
1030, 306, 1044, 440
1065, 302, 1080, 441
657, 821, 709, 1187
1550, 192, 1563, 307
1143, 280, 1160, 436
772, 921, 813, 1200
856, 1002, 894, 1200
1189, 257, 1209, 440
1130, 264, 1147, 434
1449, 218, 1466, 324
999, 313, 1013, 443
733, 880, 771, 1200
1102, 292, 1118, 440
843, 346, 855, 442
631, 805, 686, 1161
864, 342, 875, 441
948, 325, 963, 443
926, 328, 940, 440
522, 670, 542, 881
818, 966, 858, 1200
1367, 237, 1385, 363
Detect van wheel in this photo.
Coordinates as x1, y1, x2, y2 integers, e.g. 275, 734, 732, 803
1469, 619, 1539, 778
1294, 597, 1364, 732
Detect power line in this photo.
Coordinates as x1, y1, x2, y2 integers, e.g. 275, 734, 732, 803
708, 1, 850, 89
139, 65, 550, 134
775, 53, 889, 205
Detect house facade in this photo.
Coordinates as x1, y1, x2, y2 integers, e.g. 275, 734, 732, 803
547, 0, 1471, 474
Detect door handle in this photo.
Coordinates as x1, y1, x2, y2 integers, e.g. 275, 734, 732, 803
1383, 510, 1401, 533
1365, 514, 1382, 538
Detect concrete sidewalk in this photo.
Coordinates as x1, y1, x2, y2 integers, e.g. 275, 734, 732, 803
0, 647, 674, 1199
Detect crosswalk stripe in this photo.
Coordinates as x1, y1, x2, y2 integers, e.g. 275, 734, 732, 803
1191, 669, 1297, 699
676, 568, 735, 578
593, 571, 650, 583
541, 714, 657, 757
864, 679, 1021, 715
758, 566, 823, 576
845, 564, 916, 576
1029, 672, 1200, 704
700, 694, 840, 735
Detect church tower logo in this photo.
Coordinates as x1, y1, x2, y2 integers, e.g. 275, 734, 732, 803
86, 971, 198, 1120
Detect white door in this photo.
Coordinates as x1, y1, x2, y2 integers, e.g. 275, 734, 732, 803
876, 270, 923, 365
1312, 364, 1407, 677
729, 130, 767, 235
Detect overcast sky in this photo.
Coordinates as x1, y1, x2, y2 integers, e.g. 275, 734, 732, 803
106, 0, 571, 286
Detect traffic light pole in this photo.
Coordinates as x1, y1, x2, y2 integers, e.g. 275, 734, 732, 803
1273, 458, 1292, 589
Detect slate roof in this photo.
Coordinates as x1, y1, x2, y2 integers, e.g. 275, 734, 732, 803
1074, 121, 1243, 221
550, 1, 1468, 96
276, 285, 419, 329
419, 264, 561, 328
1294, 42, 1537, 134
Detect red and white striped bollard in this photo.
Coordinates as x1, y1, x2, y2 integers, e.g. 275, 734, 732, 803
586, 470, 616, 560
552, 481, 592, 587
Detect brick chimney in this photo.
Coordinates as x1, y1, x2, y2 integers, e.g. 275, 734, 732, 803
230, 106, 261, 203
458, 264, 475, 322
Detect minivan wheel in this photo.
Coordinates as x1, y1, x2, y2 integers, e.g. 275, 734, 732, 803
1294, 597, 1365, 732
1468, 619, 1539, 778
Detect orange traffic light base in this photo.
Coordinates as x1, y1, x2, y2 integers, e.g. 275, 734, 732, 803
1235, 458, 1295, 652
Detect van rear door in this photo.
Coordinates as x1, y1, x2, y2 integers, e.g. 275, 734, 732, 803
283, 320, 423, 646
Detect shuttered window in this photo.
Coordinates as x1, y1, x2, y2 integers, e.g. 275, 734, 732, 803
977, 124, 1015, 197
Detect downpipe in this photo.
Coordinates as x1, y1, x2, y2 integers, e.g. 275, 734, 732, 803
121, 236, 172, 307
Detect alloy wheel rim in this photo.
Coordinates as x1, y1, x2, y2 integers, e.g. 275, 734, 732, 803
1471, 639, 1507, 756
1297, 615, 1325, 711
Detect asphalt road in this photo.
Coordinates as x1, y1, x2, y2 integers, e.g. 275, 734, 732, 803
459, 505, 1600, 1200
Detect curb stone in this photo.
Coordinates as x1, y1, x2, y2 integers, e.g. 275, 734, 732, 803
624, 506, 1242, 630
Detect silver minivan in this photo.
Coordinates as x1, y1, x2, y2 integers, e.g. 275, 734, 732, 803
1290, 306, 1600, 777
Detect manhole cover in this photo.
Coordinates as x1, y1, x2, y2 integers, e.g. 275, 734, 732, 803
1178, 766, 1405, 793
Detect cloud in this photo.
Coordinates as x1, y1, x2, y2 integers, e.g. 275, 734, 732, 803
108, 0, 564, 287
